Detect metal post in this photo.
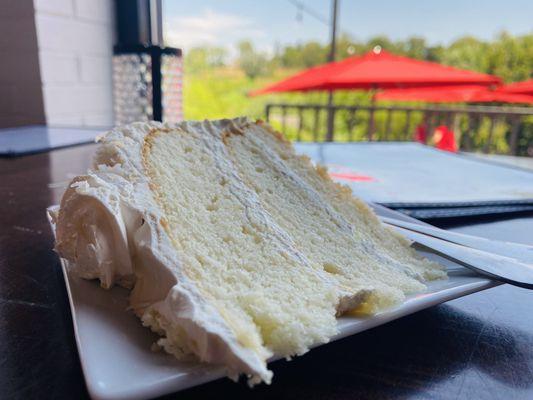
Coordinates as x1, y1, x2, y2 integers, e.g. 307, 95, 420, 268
313, 107, 320, 141
452, 113, 461, 134
151, 47, 162, 121
484, 115, 496, 153
509, 116, 521, 155
115, 0, 151, 45
464, 114, 476, 152
404, 110, 412, 140
452, 113, 461, 149
114, 0, 172, 123
297, 107, 304, 141
149, 0, 163, 45
148, 1, 165, 122
384, 109, 393, 140
348, 108, 356, 141
367, 93, 376, 141
325, 0, 338, 142
326, 97, 336, 141
427, 111, 436, 140
446, 112, 453, 128
327, 0, 338, 70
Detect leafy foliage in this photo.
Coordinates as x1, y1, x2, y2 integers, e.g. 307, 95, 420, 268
184, 47, 228, 72
270, 32, 533, 82
237, 41, 269, 80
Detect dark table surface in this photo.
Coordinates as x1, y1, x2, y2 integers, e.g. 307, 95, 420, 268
1, 143, 532, 400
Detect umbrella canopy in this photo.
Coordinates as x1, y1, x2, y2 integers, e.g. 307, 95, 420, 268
498, 79, 533, 96
251, 48, 501, 95
375, 85, 533, 104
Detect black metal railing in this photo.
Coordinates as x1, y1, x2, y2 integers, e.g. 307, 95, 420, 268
265, 103, 533, 155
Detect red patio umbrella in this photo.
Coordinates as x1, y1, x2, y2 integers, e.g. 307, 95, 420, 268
497, 79, 533, 96
250, 48, 501, 95
375, 85, 533, 104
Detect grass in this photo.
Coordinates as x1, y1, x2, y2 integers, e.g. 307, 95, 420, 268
183, 67, 293, 121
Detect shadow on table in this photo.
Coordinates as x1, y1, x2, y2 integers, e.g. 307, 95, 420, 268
168, 304, 533, 399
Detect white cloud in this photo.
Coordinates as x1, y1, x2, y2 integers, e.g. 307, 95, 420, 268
164, 8, 266, 53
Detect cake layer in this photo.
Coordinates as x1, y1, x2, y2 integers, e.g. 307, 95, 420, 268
224, 122, 445, 312
142, 124, 341, 361
54, 118, 445, 384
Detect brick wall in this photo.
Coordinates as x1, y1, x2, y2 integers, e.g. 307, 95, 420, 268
34, 0, 115, 126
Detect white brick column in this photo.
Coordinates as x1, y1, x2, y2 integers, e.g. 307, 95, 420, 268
34, 0, 115, 127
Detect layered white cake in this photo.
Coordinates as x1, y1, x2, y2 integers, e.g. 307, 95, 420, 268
54, 118, 445, 384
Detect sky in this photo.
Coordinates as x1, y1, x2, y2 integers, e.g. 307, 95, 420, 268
163, 0, 533, 55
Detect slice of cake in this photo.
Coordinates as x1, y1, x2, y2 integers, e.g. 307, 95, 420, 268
54, 118, 445, 384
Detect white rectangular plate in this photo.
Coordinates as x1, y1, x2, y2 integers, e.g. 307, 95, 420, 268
49, 205, 498, 400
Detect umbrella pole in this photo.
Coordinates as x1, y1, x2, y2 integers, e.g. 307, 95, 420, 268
325, 0, 339, 142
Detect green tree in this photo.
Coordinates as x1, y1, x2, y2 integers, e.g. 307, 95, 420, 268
365, 35, 401, 53
336, 33, 365, 59
403, 37, 427, 60
486, 32, 533, 82
300, 41, 327, 67
426, 45, 445, 62
278, 45, 306, 68
438, 36, 490, 72
237, 41, 268, 80
184, 46, 228, 72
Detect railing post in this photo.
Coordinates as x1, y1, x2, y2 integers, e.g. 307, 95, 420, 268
384, 109, 392, 141
484, 115, 496, 153
313, 106, 320, 142
446, 112, 453, 129
464, 114, 477, 152
426, 111, 433, 140
452, 113, 460, 134
452, 113, 461, 149
509, 116, 521, 156
367, 107, 375, 141
265, 104, 271, 123
326, 103, 336, 142
281, 106, 287, 136
348, 108, 356, 141
297, 107, 303, 142
404, 110, 412, 141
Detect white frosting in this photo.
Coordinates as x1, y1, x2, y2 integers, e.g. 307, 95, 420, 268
55, 120, 273, 384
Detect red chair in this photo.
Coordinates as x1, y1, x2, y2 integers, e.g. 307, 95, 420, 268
433, 125, 458, 153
